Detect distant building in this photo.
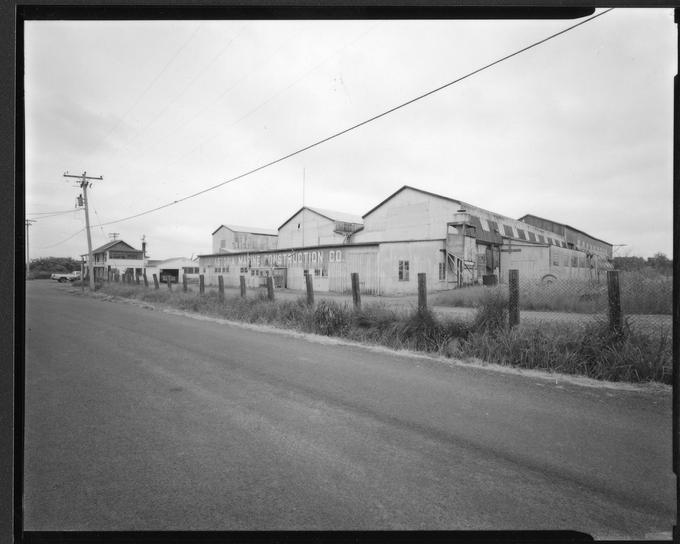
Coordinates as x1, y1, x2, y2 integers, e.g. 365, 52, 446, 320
211, 224, 278, 254
83, 239, 144, 281
145, 257, 199, 284
198, 185, 613, 295
277, 206, 363, 249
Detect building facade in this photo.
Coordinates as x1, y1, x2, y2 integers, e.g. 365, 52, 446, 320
211, 224, 278, 254
83, 240, 145, 281
145, 257, 199, 284
198, 185, 613, 295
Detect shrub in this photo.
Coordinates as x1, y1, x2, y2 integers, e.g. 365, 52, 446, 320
473, 288, 508, 332
313, 300, 352, 336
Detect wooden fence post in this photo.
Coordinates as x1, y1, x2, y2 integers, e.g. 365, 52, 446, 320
266, 276, 275, 300
218, 275, 224, 301
199, 274, 205, 295
509, 269, 519, 328
166, 277, 172, 291
182, 274, 188, 293
143, 270, 148, 288
152, 273, 159, 290
351, 272, 361, 310
240, 275, 246, 298
135, 272, 140, 285
305, 272, 314, 306
417, 273, 427, 312
607, 270, 623, 335
81, 262, 84, 292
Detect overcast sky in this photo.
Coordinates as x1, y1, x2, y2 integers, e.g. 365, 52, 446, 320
24, 9, 675, 261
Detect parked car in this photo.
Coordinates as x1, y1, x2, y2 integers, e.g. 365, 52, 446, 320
51, 271, 81, 283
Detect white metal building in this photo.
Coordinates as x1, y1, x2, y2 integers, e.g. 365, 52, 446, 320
145, 257, 199, 284
198, 185, 613, 295
211, 224, 278, 254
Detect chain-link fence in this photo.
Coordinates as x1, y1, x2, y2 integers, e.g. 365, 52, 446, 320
510, 269, 671, 337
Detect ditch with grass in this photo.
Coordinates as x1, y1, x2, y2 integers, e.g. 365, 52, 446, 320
86, 281, 671, 385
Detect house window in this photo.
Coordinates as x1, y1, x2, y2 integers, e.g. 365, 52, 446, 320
503, 225, 514, 237
438, 262, 446, 280
398, 260, 410, 281
527, 232, 536, 242
516, 229, 527, 240
487, 220, 499, 233
220, 239, 226, 249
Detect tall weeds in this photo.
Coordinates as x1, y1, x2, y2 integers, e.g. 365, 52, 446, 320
95, 282, 671, 384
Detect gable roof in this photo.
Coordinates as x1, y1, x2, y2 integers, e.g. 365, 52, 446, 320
278, 206, 363, 231
518, 213, 611, 247
211, 224, 278, 236
89, 240, 141, 255
362, 185, 471, 219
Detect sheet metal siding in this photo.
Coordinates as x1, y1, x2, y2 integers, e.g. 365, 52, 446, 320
278, 208, 349, 249
377, 241, 447, 295
199, 246, 379, 294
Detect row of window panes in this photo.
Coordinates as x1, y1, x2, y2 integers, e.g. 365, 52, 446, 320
502, 224, 570, 248
214, 266, 230, 273
552, 252, 590, 268
303, 268, 329, 277
182, 267, 199, 274
398, 260, 410, 281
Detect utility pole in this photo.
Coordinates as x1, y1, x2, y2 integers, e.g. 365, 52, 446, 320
64, 171, 103, 290
25, 219, 36, 280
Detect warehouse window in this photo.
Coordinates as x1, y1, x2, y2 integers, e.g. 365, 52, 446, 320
487, 220, 499, 233
571, 255, 578, 268
503, 225, 514, 237
552, 251, 560, 266
438, 262, 446, 280
398, 260, 410, 281
562, 254, 569, 267
516, 229, 527, 240
527, 232, 536, 242
547, 237, 553, 245
537, 235, 545, 243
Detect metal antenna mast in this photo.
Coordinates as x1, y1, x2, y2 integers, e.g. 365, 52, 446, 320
64, 171, 103, 290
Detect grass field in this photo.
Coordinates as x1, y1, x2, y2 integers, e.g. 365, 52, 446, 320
431, 273, 672, 315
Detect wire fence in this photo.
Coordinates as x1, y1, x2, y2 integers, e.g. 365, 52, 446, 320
511, 270, 672, 337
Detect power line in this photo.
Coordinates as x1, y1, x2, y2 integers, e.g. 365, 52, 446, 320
27, 209, 80, 216
26, 210, 84, 220
154, 21, 382, 176
85, 22, 203, 162
106, 25, 249, 161
124, 28, 303, 164
98, 8, 614, 229
36, 228, 86, 250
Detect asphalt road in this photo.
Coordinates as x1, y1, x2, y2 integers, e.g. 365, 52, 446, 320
24, 281, 675, 536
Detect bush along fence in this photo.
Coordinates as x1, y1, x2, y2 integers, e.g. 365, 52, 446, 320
91, 268, 671, 384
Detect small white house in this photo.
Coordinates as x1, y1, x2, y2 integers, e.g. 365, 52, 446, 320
144, 257, 199, 284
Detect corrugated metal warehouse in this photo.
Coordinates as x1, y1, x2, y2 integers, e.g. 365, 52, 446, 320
199, 185, 613, 295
